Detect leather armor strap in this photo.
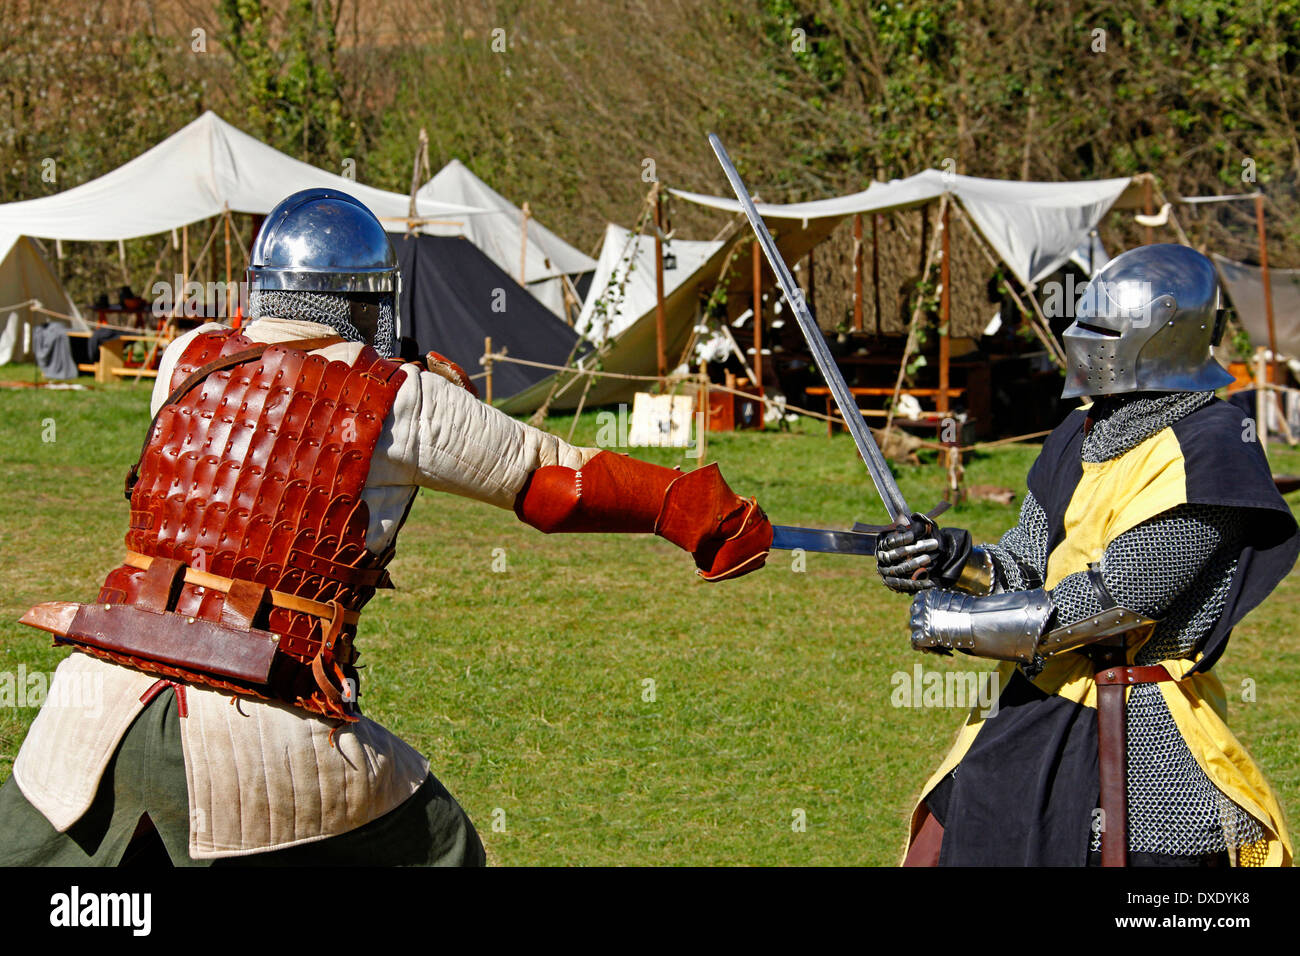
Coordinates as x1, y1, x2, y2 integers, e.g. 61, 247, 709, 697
122, 551, 360, 626
1091, 651, 1178, 867
1094, 664, 1175, 686
123, 335, 345, 500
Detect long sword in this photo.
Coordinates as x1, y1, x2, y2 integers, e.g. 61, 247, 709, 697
771, 525, 877, 556
709, 133, 911, 524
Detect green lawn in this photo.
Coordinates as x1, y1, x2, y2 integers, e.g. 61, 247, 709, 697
2, 373, 1298, 865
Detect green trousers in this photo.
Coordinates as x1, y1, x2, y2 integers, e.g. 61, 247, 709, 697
0, 687, 485, 866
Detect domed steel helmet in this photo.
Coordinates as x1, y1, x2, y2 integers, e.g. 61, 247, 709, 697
247, 188, 400, 356
1060, 244, 1233, 399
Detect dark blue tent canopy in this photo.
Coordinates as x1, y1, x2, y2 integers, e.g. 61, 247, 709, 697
394, 234, 585, 399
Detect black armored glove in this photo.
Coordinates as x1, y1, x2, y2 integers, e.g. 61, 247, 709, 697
876, 513, 973, 593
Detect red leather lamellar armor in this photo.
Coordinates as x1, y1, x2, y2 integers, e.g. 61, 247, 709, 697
95, 329, 407, 721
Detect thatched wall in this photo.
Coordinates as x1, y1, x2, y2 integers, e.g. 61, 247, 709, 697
802, 202, 1000, 340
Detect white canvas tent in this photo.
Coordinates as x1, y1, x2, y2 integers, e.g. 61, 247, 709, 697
416, 159, 596, 318
496, 224, 731, 414
1213, 254, 1300, 360
0, 111, 485, 242
670, 169, 1147, 290
574, 224, 724, 345
0, 231, 86, 366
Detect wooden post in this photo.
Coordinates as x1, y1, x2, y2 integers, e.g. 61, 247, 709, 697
752, 237, 763, 392
519, 201, 531, 285
872, 214, 881, 334
224, 208, 232, 303
1143, 177, 1154, 246
696, 364, 709, 465
1255, 193, 1279, 385
807, 245, 816, 316
852, 214, 864, 332
1255, 347, 1269, 460
483, 336, 494, 405
938, 201, 951, 415
653, 186, 667, 380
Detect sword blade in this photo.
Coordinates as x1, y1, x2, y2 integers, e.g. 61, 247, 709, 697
709, 134, 912, 524
771, 525, 877, 556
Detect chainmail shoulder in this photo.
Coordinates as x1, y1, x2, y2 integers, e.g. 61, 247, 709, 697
1081, 390, 1215, 462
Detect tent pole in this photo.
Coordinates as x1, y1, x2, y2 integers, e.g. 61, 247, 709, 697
653, 186, 667, 381
483, 336, 494, 405
224, 205, 232, 307
698, 370, 711, 461
1255, 348, 1269, 460
752, 236, 763, 396
560, 273, 579, 326
1254, 193, 1279, 385
886, 198, 947, 435
807, 245, 816, 316
938, 200, 951, 416
1143, 177, 1154, 246
872, 214, 881, 334
520, 201, 531, 285
852, 214, 864, 332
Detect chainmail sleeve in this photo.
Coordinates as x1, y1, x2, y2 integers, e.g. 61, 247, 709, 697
983, 491, 1050, 591
1048, 504, 1242, 634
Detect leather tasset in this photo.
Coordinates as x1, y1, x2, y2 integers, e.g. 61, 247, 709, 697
21, 330, 408, 723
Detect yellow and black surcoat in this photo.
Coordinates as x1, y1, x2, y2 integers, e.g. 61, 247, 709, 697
909, 398, 1298, 866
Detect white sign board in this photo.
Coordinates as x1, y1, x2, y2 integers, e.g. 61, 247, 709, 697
627, 392, 696, 447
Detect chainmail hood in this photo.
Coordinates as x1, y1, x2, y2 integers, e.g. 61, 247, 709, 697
247, 288, 396, 359
1081, 390, 1216, 463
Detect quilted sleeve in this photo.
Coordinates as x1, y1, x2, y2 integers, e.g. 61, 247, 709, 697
378, 365, 601, 510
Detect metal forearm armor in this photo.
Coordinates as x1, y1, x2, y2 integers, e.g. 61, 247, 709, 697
910, 567, 1156, 664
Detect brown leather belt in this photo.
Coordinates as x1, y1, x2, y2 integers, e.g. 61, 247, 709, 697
1091, 644, 1178, 867
122, 551, 360, 626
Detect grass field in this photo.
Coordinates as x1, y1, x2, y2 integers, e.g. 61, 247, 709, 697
2, 371, 1298, 865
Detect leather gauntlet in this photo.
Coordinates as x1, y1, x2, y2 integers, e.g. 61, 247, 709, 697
514, 450, 772, 581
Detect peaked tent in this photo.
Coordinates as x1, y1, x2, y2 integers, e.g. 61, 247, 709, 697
496, 227, 732, 414
0, 232, 86, 366
0, 111, 485, 242
1212, 254, 1300, 360
670, 169, 1147, 290
417, 160, 596, 318
574, 224, 724, 345
395, 234, 585, 399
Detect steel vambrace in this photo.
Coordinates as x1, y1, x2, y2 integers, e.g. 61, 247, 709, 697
909, 588, 1055, 663
908, 577, 1159, 665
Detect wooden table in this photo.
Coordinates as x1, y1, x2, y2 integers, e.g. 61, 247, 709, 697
807, 385, 965, 438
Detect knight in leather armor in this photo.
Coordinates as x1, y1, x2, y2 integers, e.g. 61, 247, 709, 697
877, 244, 1298, 867
0, 189, 772, 866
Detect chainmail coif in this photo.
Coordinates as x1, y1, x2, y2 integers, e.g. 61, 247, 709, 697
247, 288, 396, 359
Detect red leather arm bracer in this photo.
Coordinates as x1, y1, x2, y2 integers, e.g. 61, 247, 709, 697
514, 450, 772, 581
